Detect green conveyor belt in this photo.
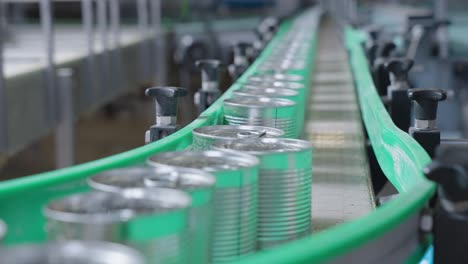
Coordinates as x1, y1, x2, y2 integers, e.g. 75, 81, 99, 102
0, 7, 435, 263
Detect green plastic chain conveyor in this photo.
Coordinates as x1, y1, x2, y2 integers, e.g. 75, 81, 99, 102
0, 7, 434, 263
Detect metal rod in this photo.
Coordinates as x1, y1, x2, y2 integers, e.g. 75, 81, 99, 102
434, 0, 449, 58
137, 0, 150, 81
109, 0, 124, 90
40, 0, 56, 124
81, 0, 96, 107
150, 0, 166, 85
55, 68, 74, 169
0, 1, 7, 152
97, 0, 110, 96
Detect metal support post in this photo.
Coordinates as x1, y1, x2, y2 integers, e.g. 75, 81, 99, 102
137, 0, 151, 81
55, 68, 75, 169
109, 0, 124, 90
150, 0, 166, 85
40, 0, 56, 124
81, 0, 96, 106
434, 0, 449, 58
97, 0, 110, 95
0, 1, 7, 152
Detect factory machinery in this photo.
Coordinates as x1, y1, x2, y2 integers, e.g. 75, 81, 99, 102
1, 1, 468, 263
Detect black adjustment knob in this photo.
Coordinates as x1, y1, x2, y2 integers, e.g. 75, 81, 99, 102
385, 58, 414, 83
196, 59, 223, 87
257, 17, 278, 40
408, 88, 447, 121
424, 144, 468, 205
372, 42, 397, 95
145, 87, 188, 120
233, 42, 253, 60
377, 42, 396, 58
368, 28, 379, 42
424, 144, 468, 264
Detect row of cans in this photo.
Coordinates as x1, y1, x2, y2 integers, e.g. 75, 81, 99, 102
222, 10, 319, 140
0, 8, 319, 264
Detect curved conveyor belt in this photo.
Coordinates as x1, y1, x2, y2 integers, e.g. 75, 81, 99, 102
0, 7, 434, 264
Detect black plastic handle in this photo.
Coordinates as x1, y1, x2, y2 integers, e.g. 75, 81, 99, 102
385, 58, 414, 81
196, 59, 223, 83
145, 87, 188, 117
424, 144, 468, 203
377, 42, 396, 58
233, 42, 253, 58
408, 88, 447, 120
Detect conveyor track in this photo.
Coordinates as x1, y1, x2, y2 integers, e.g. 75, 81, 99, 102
305, 18, 375, 231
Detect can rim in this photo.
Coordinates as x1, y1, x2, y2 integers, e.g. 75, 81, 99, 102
88, 166, 215, 192
193, 125, 284, 141
147, 150, 259, 172
233, 87, 298, 97
44, 188, 191, 224
224, 97, 295, 108
212, 138, 312, 155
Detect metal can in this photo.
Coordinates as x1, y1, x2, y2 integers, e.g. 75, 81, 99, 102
0, 240, 145, 264
234, 87, 299, 102
223, 96, 297, 138
192, 125, 284, 150
212, 138, 312, 249
44, 188, 191, 264
88, 166, 215, 264
248, 73, 304, 83
243, 81, 305, 90
0, 219, 6, 243
147, 150, 259, 263
240, 81, 307, 137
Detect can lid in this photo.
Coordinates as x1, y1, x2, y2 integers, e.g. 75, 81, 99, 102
212, 138, 312, 155
44, 188, 191, 224
88, 166, 215, 192
249, 73, 304, 82
224, 97, 295, 108
0, 241, 145, 264
193, 125, 284, 140
234, 87, 298, 98
0, 220, 6, 241
147, 150, 259, 172
243, 81, 305, 90
144, 166, 216, 190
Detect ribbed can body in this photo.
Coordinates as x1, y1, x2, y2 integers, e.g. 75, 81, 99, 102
223, 97, 297, 138
147, 151, 259, 263
87, 166, 215, 264
213, 138, 312, 249
192, 125, 285, 150
44, 189, 191, 264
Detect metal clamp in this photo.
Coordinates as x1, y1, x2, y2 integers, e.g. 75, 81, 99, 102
194, 59, 223, 113
228, 42, 252, 80
408, 88, 447, 157
145, 87, 187, 143
384, 58, 414, 132
424, 143, 468, 264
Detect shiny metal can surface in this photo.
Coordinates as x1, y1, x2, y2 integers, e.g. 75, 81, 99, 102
44, 188, 191, 264
248, 73, 304, 83
88, 166, 215, 264
0, 219, 6, 243
147, 150, 259, 263
223, 97, 297, 138
234, 87, 299, 102
213, 138, 312, 249
192, 125, 284, 150
0, 240, 145, 264
242, 81, 305, 90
